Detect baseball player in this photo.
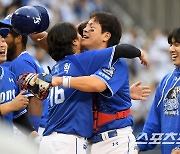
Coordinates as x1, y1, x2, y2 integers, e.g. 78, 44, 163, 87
136, 27, 180, 154
6, 27, 44, 132
50, 12, 144, 154
0, 27, 28, 119
0, 6, 49, 131
18, 21, 148, 154
0, 27, 39, 141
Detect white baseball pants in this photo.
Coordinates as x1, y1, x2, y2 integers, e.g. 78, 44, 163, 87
39, 132, 89, 154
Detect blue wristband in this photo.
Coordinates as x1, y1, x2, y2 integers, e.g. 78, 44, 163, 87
29, 115, 41, 132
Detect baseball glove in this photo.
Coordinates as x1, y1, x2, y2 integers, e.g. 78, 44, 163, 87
18, 73, 52, 100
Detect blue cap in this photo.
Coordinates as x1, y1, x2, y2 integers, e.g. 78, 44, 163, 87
0, 28, 10, 38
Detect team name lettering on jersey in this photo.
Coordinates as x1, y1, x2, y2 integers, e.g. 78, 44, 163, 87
0, 89, 16, 103
64, 63, 71, 74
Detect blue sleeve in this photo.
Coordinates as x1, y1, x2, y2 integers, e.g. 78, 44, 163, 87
136, 83, 162, 151
77, 46, 116, 74
92, 58, 129, 97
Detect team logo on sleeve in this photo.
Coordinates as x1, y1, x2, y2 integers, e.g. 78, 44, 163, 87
163, 86, 180, 116
102, 67, 115, 78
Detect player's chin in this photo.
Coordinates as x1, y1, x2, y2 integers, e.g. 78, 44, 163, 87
81, 39, 90, 49
174, 62, 180, 67
0, 57, 7, 63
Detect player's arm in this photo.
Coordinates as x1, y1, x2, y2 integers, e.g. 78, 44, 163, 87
13, 113, 40, 143
136, 83, 162, 152
113, 44, 148, 65
52, 76, 106, 92
13, 112, 35, 135
28, 96, 42, 131
130, 82, 151, 101
52, 44, 148, 89
0, 92, 29, 115
30, 32, 48, 51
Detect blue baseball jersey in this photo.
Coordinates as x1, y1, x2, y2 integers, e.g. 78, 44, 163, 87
137, 67, 180, 154
1, 61, 11, 69
0, 66, 27, 127
8, 51, 44, 95
92, 58, 133, 134
43, 46, 116, 138
9, 51, 44, 78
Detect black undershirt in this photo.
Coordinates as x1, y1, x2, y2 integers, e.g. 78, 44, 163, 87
113, 44, 141, 62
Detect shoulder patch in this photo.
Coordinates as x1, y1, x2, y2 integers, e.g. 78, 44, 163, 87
102, 67, 115, 77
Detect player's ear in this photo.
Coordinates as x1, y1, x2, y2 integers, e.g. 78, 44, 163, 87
72, 37, 81, 54
72, 38, 79, 46
15, 35, 22, 44
103, 32, 111, 42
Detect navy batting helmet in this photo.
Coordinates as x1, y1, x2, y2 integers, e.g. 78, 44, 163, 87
11, 6, 49, 35
0, 14, 12, 28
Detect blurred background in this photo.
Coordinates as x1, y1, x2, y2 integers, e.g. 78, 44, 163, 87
0, 0, 179, 153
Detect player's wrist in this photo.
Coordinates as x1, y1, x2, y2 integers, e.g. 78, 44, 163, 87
62, 76, 71, 88
52, 76, 62, 86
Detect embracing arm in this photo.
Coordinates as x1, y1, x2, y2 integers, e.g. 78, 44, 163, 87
52, 76, 106, 92
30, 32, 48, 51
13, 113, 40, 143
114, 44, 148, 65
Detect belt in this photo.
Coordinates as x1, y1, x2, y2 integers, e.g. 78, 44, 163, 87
94, 108, 131, 128
88, 130, 118, 143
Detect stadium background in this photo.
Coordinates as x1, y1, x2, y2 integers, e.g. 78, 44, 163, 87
0, 0, 179, 153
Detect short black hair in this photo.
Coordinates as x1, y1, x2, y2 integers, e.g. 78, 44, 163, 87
77, 20, 88, 37
168, 27, 180, 44
47, 22, 78, 62
90, 12, 122, 47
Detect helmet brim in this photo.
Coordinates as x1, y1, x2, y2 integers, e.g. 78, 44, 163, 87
0, 28, 10, 38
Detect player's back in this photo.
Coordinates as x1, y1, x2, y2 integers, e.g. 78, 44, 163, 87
43, 55, 94, 138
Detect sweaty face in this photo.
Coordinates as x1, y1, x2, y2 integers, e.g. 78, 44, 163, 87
169, 38, 180, 67
0, 36, 8, 64
5, 33, 17, 61
81, 17, 107, 50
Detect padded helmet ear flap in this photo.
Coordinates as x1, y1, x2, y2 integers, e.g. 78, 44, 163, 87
11, 6, 49, 35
